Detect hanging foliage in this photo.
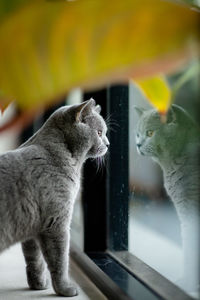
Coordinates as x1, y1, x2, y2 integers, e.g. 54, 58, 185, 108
0, 0, 199, 130
134, 75, 171, 114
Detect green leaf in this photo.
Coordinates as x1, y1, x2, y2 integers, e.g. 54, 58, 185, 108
172, 60, 200, 99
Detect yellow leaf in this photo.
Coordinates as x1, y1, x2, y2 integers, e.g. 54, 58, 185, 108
0, 0, 199, 111
0, 90, 11, 113
134, 75, 171, 114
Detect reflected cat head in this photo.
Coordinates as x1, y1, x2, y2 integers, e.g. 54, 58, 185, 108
135, 104, 197, 161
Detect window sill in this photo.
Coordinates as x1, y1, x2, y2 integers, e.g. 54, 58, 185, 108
0, 244, 106, 300
71, 243, 195, 300
108, 251, 193, 300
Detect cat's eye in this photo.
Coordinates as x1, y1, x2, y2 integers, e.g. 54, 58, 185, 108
146, 130, 154, 137
98, 130, 102, 137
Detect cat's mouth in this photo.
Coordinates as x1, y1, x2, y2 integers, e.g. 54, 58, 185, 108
139, 151, 145, 156
136, 146, 144, 156
88, 145, 108, 158
98, 146, 108, 157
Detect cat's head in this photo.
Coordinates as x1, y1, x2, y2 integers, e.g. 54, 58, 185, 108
48, 99, 109, 159
135, 104, 194, 160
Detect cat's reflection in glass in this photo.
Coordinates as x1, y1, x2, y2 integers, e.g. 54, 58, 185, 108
135, 104, 200, 296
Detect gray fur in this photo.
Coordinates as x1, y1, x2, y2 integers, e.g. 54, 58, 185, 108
135, 104, 200, 293
0, 99, 109, 297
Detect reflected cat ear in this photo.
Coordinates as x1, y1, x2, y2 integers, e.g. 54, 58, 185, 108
95, 104, 101, 114
134, 106, 146, 117
75, 98, 96, 122
167, 105, 176, 124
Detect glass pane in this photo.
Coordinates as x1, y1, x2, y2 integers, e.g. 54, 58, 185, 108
129, 62, 200, 298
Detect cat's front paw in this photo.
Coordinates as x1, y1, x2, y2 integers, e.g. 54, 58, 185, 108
27, 271, 49, 290
29, 278, 49, 290
26, 264, 49, 290
54, 282, 78, 297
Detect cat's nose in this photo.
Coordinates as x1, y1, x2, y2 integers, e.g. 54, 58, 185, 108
106, 141, 110, 147
104, 137, 110, 147
136, 143, 141, 148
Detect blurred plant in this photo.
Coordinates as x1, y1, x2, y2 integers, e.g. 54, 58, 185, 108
133, 59, 200, 118
134, 76, 171, 115
171, 60, 200, 99
0, 0, 199, 132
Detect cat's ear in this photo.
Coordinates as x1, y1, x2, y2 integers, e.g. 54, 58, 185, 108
95, 104, 101, 114
134, 106, 146, 117
75, 99, 96, 122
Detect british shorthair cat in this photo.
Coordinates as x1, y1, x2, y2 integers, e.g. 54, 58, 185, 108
0, 99, 109, 297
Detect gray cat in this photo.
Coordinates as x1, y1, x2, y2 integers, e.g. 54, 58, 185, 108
0, 99, 109, 297
135, 104, 200, 293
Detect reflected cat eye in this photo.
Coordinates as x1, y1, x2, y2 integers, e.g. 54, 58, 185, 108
146, 130, 154, 137
98, 130, 102, 137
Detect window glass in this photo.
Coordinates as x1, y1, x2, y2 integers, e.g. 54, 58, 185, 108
129, 62, 200, 298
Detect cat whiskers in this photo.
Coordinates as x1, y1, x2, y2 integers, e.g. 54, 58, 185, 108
92, 152, 108, 176
103, 152, 109, 174
97, 155, 105, 174
105, 114, 119, 133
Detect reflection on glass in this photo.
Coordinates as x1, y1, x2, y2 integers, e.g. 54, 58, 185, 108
129, 71, 200, 298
